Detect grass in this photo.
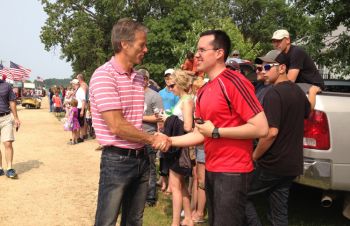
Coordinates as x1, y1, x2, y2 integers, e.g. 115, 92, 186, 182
141, 184, 349, 226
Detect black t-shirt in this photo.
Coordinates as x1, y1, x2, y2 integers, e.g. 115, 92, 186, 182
258, 81, 311, 176
286, 45, 324, 89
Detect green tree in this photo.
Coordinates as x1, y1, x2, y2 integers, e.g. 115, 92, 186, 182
296, 0, 350, 77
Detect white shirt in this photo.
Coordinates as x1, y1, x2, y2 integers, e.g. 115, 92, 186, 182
75, 87, 86, 109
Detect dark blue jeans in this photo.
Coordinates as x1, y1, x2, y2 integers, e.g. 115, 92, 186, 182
206, 171, 252, 226
245, 165, 295, 226
94, 147, 150, 226
146, 145, 157, 203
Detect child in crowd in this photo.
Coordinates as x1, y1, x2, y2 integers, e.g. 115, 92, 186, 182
85, 102, 95, 139
68, 99, 80, 145
52, 91, 62, 116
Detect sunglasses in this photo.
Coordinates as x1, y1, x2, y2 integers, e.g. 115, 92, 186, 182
167, 84, 176, 89
256, 63, 280, 72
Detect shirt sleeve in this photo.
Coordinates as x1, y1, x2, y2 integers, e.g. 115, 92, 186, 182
90, 70, 122, 112
228, 77, 263, 122
289, 47, 306, 70
263, 89, 281, 129
8, 85, 16, 101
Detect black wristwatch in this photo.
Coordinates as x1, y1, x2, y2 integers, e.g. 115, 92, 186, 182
212, 127, 220, 139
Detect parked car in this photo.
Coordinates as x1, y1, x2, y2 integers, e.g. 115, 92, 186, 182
21, 95, 41, 109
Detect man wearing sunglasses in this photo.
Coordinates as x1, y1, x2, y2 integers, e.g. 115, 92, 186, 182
272, 29, 324, 90
170, 30, 269, 226
245, 50, 311, 226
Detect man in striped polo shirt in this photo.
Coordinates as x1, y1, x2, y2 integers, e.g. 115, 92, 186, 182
171, 30, 269, 226
89, 18, 171, 226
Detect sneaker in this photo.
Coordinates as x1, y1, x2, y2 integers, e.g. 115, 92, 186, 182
0, 169, 4, 176
77, 137, 84, 143
83, 135, 89, 140
6, 169, 18, 179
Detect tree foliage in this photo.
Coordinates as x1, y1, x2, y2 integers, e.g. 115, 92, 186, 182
296, 0, 350, 77
42, 0, 342, 83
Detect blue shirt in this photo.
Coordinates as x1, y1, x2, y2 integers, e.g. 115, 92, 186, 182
159, 87, 179, 111
0, 80, 16, 113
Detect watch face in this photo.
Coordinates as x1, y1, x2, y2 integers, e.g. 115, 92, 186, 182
212, 133, 219, 139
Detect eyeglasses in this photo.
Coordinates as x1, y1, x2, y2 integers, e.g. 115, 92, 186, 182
167, 84, 176, 89
256, 63, 280, 72
196, 48, 218, 54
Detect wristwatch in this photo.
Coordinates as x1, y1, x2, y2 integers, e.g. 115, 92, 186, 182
212, 127, 220, 139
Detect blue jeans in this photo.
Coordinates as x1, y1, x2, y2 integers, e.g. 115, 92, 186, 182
146, 145, 157, 203
245, 165, 295, 226
206, 171, 252, 226
94, 147, 150, 226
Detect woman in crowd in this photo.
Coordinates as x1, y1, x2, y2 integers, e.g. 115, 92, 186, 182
161, 69, 194, 226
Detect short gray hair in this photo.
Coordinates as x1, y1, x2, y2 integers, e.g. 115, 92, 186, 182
111, 18, 148, 54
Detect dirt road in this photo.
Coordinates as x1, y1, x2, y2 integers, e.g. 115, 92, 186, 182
0, 98, 101, 226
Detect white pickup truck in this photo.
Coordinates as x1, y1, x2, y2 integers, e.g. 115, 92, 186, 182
295, 80, 350, 219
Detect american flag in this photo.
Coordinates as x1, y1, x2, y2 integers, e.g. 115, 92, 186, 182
10, 61, 31, 81
36, 76, 44, 82
0, 63, 13, 80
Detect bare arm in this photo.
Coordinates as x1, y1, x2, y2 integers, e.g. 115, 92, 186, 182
171, 127, 205, 147
196, 111, 268, 139
287, 69, 300, 82
182, 98, 194, 132
143, 114, 159, 123
10, 101, 20, 128
252, 127, 278, 161
101, 110, 170, 150
308, 85, 321, 111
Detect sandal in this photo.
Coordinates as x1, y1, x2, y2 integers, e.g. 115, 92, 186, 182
192, 212, 205, 223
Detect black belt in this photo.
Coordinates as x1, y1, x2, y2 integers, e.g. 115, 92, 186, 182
0, 112, 10, 117
104, 146, 145, 158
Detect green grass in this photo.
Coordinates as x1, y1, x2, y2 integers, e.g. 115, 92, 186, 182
142, 184, 349, 226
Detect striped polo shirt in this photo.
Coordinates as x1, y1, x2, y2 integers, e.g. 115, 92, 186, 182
89, 57, 145, 149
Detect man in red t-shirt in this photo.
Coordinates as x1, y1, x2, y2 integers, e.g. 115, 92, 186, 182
171, 30, 268, 226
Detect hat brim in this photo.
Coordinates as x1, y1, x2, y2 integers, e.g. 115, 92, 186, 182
258, 56, 277, 63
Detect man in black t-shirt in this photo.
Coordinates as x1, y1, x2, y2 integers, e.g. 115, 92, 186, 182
271, 29, 324, 89
245, 50, 311, 226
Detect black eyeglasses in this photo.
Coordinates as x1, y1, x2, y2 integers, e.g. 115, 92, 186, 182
196, 48, 218, 54
167, 84, 176, 89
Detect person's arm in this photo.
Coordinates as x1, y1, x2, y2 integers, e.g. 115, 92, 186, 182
196, 111, 268, 139
182, 98, 194, 132
101, 109, 170, 151
287, 68, 300, 82
308, 85, 321, 111
80, 100, 86, 116
143, 115, 159, 123
170, 127, 205, 147
252, 127, 278, 161
9, 101, 20, 129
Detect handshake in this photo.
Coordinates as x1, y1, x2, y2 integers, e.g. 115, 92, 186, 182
151, 132, 172, 152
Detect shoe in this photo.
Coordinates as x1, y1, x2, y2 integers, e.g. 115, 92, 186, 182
6, 169, 18, 179
77, 137, 84, 143
145, 201, 156, 207
0, 168, 4, 176
83, 135, 89, 140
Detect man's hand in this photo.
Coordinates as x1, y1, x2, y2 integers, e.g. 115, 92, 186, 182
309, 85, 321, 95
152, 133, 172, 152
14, 118, 21, 131
196, 120, 215, 138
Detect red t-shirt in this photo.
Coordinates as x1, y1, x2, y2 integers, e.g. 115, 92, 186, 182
195, 69, 263, 173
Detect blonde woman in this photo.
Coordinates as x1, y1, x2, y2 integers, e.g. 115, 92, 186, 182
161, 69, 194, 226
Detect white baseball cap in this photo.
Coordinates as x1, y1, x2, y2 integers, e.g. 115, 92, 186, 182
271, 29, 290, 40
70, 79, 79, 85
164, 68, 175, 76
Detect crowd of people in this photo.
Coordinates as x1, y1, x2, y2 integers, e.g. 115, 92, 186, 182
0, 17, 325, 226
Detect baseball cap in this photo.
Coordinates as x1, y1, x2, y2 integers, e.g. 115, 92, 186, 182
70, 79, 79, 85
271, 29, 290, 40
232, 50, 240, 55
225, 59, 240, 71
257, 50, 287, 65
164, 68, 174, 76
137, 69, 150, 79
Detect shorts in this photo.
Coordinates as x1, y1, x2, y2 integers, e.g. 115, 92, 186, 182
0, 114, 15, 142
77, 108, 85, 127
195, 145, 205, 163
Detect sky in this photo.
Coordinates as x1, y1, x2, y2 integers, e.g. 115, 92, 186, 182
0, 1, 73, 80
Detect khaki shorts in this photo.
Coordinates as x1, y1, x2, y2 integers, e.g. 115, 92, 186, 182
0, 114, 15, 142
